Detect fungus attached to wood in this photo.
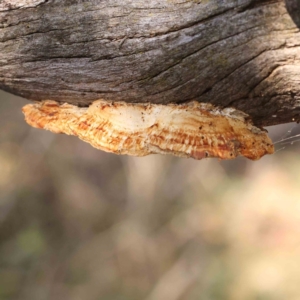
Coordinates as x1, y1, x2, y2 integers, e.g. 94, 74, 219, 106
22, 100, 274, 160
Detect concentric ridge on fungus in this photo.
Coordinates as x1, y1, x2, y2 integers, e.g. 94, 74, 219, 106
22, 100, 274, 160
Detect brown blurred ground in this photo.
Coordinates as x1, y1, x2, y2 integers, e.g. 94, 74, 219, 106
1, 90, 300, 300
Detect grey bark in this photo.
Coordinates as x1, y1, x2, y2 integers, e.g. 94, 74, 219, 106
0, 0, 300, 127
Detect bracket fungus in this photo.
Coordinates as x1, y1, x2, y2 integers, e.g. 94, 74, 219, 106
22, 100, 274, 160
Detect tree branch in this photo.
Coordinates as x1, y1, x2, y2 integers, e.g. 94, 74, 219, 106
1, 0, 300, 126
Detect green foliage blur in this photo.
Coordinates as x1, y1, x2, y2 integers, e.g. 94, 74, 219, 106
1, 90, 300, 300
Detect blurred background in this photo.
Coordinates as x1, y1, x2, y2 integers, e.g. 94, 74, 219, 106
1, 90, 300, 300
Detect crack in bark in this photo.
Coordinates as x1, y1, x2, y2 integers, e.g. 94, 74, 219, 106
237, 0, 280, 12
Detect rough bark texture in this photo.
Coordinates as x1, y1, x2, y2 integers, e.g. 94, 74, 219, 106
0, 0, 300, 127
